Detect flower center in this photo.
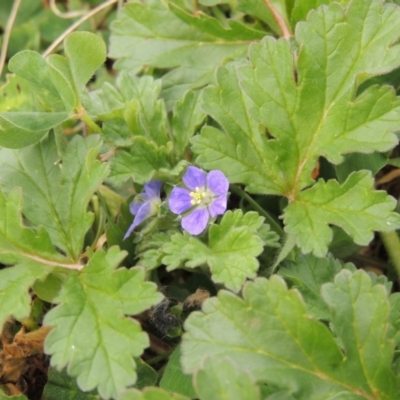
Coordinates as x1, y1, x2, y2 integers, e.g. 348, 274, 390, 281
190, 187, 211, 206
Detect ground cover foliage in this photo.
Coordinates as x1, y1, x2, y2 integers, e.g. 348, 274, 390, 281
2, 0, 400, 399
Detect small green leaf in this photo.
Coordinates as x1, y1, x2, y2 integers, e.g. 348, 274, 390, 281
279, 253, 354, 320
172, 90, 205, 159
284, 171, 400, 257
194, 358, 260, 400
8, 50, 59, 95
0, 111, 69, 148
162, 210, 266, 292
42, 368, 99, 400
160, 346, 196, 398
335, 152, 388, 183
135, 359, 158, 390
110, 137, 171, 186
46, 54, 79, 110
237, 0, 289, 36
64, 32, 107, 91
290, 0, 331, 25
44, 248, 163, 399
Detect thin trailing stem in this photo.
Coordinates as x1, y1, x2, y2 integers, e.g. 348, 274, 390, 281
0, 0, 22, 79
379, 231, 400, 280
263, 0, 292, 39
230, 184, 284, 237
49, 0, 87, 19
43, 0, 118, 57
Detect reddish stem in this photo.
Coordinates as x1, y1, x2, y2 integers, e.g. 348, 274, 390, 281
264, 0, 292, 39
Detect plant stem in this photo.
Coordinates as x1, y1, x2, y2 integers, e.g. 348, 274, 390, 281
263, 0, 292, 39
230, 185, 284, 237
0, 0, 22, 79
379, 231, 400, 279
81, 113, 102, 133
43, 0, 118, 57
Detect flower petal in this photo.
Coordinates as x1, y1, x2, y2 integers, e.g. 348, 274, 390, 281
182, 208, 209, 235
183, 166, 207, 190
124, 202, 151, 239
144, 180, 162, 198
207, 170, 229, 195
169, 187, 193, 214
208, 195, 227, 218
130, 199, 142, 215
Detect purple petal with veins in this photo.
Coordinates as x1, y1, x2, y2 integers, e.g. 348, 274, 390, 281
181, 208, 209, 235
207, 170, 229, 195
208, 195, 227, 218
183, 166, 207, 190
169, 187, 193, 214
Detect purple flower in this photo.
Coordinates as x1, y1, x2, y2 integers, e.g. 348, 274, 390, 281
124, 181, 162, 239
169, 166, 229, 235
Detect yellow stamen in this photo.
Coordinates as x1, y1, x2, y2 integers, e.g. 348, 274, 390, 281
190, 187, 206, 205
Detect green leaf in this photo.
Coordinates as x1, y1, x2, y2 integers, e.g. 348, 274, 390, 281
9, 50, 78, 111
193, 0, 400, 256
335, 152, 388, 183
182, 270, 396, 399
44, 248, 163, 399
42, 368, 99, 400
162, 210, 266, 292
194, 358, 260, 400
46, 54, 79, 110
283, 171, 400, 257
321, 269, 396, 397
237, 0, 290, 36
290, 0, 331, 26
109, 0, 259, 104
0, 134, 108, 260
8, 50, 59, 95
279, 253, 354, 320
64, 32, 107, 91
135, 359, 158, 390
110, 137, 171, 186
0, 188, 80, 330
192, 63, 279, 194
117, 387, 189, 400
171, 90, 205, 159
0, 111, 70, 148
160, 346, 196, 398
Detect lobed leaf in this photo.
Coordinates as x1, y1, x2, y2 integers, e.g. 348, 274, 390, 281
182, 270, 396, 399
162, 210, 267, 292
109, 0, 263, 104
44, 247, 163, 399
0, 188, 80, 330
283, 171, 400, 256
193, 0, 400, 256
279, 252, 355, 320
0, 134, 108, 260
